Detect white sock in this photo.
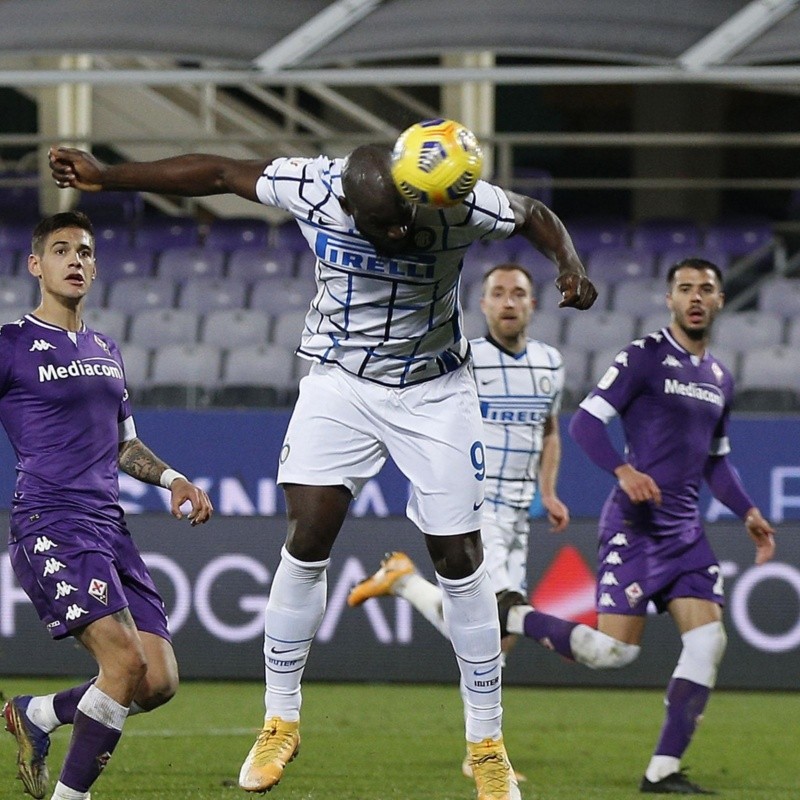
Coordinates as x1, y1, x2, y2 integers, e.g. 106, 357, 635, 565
50, 781, 91, 799
438, 562, 503, 743
394, 573, 449, 637
645, 754, 681, 783
26, 695, 60, 734
263, 546, 329, 722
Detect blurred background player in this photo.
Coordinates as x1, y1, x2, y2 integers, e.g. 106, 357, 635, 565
348, 262, 570, 778
499, 258, 775, 795
1, 212, 213, 800
49, 136, 597, 800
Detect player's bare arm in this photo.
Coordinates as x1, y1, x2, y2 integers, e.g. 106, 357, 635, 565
49, 146, 265, 202
744, 507, 776, 565
614, 463, 662, 505
539, 415, 570, 532
505, 190, 597, 310
118, 438, 213, 525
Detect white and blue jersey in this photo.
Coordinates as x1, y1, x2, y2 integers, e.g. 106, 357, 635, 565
255, 156, 516, 387
471, 335, 564, 510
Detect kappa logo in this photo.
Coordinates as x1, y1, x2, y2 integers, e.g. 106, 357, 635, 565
614, 351, 629, 368
598, 592, 616, 608
609, 532, 629, 547
33, 535, 57, 554
604, 551, 623, 566
29, 339, 56, 352
88, 578, 109, 606
600, 571, 619, 586
54, 580, 78, 599
65, 604, 89, 621
42, 557, 66, 576
662, 354, 682, 368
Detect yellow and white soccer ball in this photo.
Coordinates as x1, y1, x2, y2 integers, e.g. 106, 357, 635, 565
391, 119, 484, 208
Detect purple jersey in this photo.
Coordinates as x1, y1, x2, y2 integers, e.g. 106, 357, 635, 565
580, 327, 734, 535
0, 314, 133, 531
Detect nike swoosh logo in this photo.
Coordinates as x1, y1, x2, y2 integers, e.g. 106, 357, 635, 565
474, 666, 497, 677
270, 647, 295, 655
473, 500, 485, 511
479, 379, 499, 386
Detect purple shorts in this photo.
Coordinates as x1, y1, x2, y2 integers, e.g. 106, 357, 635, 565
8, 511, 171, 642
595, 524, 723, 616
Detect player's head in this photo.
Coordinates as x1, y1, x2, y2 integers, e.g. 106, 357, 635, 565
480, 263, 535, 347
665, 257, 724, 342
340, 144, 415, 257
29, 211, 96, 302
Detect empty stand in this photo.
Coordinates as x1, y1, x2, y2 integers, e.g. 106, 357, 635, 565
81, 308, 128, 342
178, 278, 247, 313
128, 308, 199, 348
204, 217, 270, 251
143, 343, 222, 407
107, 277, 176, 313
201, 309, 271, 348
214, 343, 296, 407
227, 245, 297, 281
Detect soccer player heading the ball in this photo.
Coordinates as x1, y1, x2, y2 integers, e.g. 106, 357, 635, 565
50, 119, 597, 800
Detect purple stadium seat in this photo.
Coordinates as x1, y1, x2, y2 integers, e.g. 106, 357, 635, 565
128, 308, 200, 348
758, 278, 800, 317
93, 222, 134, 253
107, 277, 176, 313
99, 247, 155, 282
250, 277, 312, 315
178, 277, 247, 312
77, 191, 144, 224
0, 275, 36, 309
631, 218, 702, 254
610, 278, 670, 316
704, 218, 773, 257
205, 217, 270, 251
156, 246, 225, 280
562, 216, 629, 256
587, 247, 655, 283
0, 222, 32, 254
563, 310, 637, 353
201, 309, 271, 348
0, 173, 39, 221
228, 245, 296, 282
712, 311, 783, 350
656, 247, 730, 277
272, 223, 310, 254
0, 251, 18, 276
134, 216, 200, 250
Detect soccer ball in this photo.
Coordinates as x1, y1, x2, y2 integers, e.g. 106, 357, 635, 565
391, 119, 484, 208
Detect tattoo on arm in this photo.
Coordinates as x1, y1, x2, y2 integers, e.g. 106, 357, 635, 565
118, 438, 170, 486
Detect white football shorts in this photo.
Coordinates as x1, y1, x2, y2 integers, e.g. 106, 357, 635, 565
480, 504, 530, 595
277, 362, 486, 535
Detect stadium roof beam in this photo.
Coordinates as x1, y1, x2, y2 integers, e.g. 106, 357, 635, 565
679, 0, 800, 69
253, 0, 384, 71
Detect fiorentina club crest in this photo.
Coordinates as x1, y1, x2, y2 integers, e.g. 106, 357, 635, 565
88, 578, 109, 605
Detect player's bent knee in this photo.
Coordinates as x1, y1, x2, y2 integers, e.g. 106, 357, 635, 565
674, 621, 727, 688
570, 625, 641, 669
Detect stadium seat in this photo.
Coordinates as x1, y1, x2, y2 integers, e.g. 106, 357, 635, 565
556, 346, 591, 405
0, 174, 38, 221
249, 277, 312, 315
157, 245, 225, 280
704, 218, 773, 257
271, 308, 311, 349
83, 278, 108, 309
178, 277, 247, 313
77, 190, 143, 224
134, 216, 200, 250
656, 247, 730, 277
143, 343, 222, 407
758, 277, 800, 318
214, 343, 296, 407
0, 275, 36, 309
92, 222, 134, 253
529, 310, 566, 345
561, 216, 629, 257
638, 310, 670, 336
563, 310, 637, 353
587, 247, 655, 283
227, 245, 297, 282
201, 308, 271, 348
204, 217, 270, 251
609, 278, 668, 316
782, 317, 800, 347
631, 218, 702, 254
712, 311, 784, 350
128, 308, 199, 348
118, 343, 151, 400
81, 308, 128, 342
99, 247, 155, 282
272, 222, 312, 254
739, 345, 800, 393
0, 251, 18, 276
0, 222, 31, 254
107, 277, 176, 313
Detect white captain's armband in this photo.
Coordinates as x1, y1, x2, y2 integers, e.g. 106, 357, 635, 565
579, 394, 620, 425
118, 416, 137, 443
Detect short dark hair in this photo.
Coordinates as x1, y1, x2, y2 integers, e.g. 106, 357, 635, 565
481, 263, 534, 294
31, 211, 94, 257
666, 257, 723, 287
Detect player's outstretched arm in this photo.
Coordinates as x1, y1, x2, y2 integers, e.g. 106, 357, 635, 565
49, 146, 265, 202
744, 507, 776, 565
505, 190, 597, 310
118, 438, 213, 526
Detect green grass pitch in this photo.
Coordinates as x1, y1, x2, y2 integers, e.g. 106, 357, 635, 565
0, 679, 797, 799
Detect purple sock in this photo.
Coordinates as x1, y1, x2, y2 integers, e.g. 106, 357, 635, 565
653, 678, 711, 758
59, 710, 123, 792
522, 610, 579, 660
52, 680, 95, 725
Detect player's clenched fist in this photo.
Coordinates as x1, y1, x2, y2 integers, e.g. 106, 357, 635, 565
49, 146, 106, 192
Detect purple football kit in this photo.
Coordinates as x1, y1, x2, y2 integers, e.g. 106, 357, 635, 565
579, 327, 734, 615
0, 314, 169, 640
